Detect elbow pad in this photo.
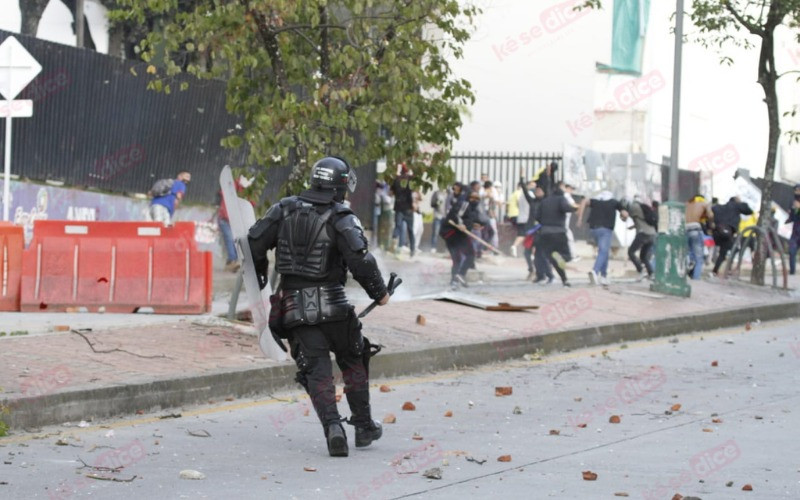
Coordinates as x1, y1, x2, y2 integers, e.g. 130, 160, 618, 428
353, 253, 387, 301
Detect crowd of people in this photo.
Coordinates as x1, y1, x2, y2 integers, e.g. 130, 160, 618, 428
684, 184, 800, 279
434, 168, 800, 288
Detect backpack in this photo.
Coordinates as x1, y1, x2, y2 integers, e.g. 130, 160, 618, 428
150, 178, 174, 198
640, 202, 658, 228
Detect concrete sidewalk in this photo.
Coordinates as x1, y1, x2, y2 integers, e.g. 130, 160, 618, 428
1, 244, 799, 431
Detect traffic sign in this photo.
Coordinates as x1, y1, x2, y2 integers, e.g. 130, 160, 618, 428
0, 99, 33, 118
0, 36, 42, 100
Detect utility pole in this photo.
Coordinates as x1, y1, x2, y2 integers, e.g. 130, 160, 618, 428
76, 0, 85, 48
669, 0, 684, 201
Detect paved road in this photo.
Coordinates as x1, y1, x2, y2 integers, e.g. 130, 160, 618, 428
2, 318, 799, 499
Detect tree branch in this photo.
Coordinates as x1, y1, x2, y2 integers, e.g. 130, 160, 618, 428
722, 1, 764, 37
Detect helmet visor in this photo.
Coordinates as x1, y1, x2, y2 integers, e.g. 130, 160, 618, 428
347, 167, 357, 193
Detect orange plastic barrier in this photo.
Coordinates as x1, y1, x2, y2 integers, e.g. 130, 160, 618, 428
20, 221, 212, 314
0, 223, 24, 312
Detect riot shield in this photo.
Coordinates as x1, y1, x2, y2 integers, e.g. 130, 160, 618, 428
219, 166, 287, 361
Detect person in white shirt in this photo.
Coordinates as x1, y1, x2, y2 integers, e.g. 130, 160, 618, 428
560, 182, 579, 261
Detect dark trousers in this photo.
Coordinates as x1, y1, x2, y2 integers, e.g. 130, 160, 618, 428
288, 313, 371, 429
628, 233, 655, 275
537, 232, 570, 283
524, 246, 534, 272
445, 234, 474, 279
713, 230, 736, 274
394, 209, 416, 254
532, 238, 554, 280
790, 238, 799, 275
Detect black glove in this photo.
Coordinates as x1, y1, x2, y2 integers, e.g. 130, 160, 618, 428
256, 272, 268, 290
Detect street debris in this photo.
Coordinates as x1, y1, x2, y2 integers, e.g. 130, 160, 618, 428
303, 467, 317, 472
523, 349, 545, 361
383, 414, 396, 424
549, 429, 560, 435
412, 433, 423, 441
670, 404, 682, 412
712, 418, 723, 424
512, 406, 522, 415
379, 385, 392, 392
726, 481, 734, 487
158, 413, 182, 419
702, 428, 713, 433
402, 402, 416, 411
187, 429, 211, 438
77, 457, 122, 473
614, 493, 629, 497
433, 292, 538, 311
422, 467, 442, 479
495, 386, 512, 396
416, 315, 426, 326
497, 455, 511, 462
444, 410, 453, 417
465, 456, 486, 465
71, 329, 170, 359
711, 360, 718, 367
582, 470, 598, 481
742, 484, 753, 491
609, 415, 621, 424
85, 474, 137, 482
179, 469, 206, 480
54, 325, 70, 332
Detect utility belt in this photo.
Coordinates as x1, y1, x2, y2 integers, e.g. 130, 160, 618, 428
271, 284, 351, 334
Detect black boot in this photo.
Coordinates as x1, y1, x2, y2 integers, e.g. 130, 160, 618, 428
355, 419, 383, 448
325, 423, 349, 457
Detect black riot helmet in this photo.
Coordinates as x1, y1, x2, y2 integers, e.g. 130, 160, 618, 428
309, 157, 357, 200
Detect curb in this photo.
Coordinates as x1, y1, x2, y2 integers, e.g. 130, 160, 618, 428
4, 300, 799, 430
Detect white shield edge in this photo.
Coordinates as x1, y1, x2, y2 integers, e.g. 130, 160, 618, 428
219, 166, 287, 361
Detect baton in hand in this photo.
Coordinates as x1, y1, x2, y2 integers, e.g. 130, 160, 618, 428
358, 272, 402, 318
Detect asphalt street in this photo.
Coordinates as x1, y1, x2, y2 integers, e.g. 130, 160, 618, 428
1, 318, 799, 499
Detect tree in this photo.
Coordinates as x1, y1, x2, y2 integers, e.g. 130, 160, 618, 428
689, 1, 800, 285
112, 0, 478, 199
19, 0, 50, 37
582, 0, 800, 285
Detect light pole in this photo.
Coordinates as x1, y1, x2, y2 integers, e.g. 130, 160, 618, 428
669, 0, 684, 201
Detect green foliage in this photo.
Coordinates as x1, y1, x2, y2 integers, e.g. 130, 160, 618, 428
0, 398, 8, 437
112, 0, 480, 199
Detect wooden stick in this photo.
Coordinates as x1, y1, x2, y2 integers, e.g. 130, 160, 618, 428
448, 220, 504, 255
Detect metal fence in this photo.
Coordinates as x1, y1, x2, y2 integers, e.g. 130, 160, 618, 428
449, 151, 563, 203
0, 29, 248, 205
0, 30, 378, 223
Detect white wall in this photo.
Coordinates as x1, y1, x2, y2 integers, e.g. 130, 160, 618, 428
452, 0, 800, 197
0, 0, 109, 53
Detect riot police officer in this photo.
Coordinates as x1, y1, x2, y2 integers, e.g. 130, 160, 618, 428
248, 157, 389, 457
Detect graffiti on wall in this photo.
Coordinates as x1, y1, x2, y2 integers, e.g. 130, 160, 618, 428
2, 181, 219, 250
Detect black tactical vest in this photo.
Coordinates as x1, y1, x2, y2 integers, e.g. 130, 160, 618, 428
275, 199, 335, 279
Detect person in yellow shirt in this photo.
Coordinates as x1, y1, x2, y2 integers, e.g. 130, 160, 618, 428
507, 186, 521, 256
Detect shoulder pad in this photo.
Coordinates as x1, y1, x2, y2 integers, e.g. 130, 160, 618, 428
334, 213, 368, 253
333, 203, 354, 215
248, 202, 282, 239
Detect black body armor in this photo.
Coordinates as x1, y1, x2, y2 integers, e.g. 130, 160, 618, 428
276, 199, 336, 280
